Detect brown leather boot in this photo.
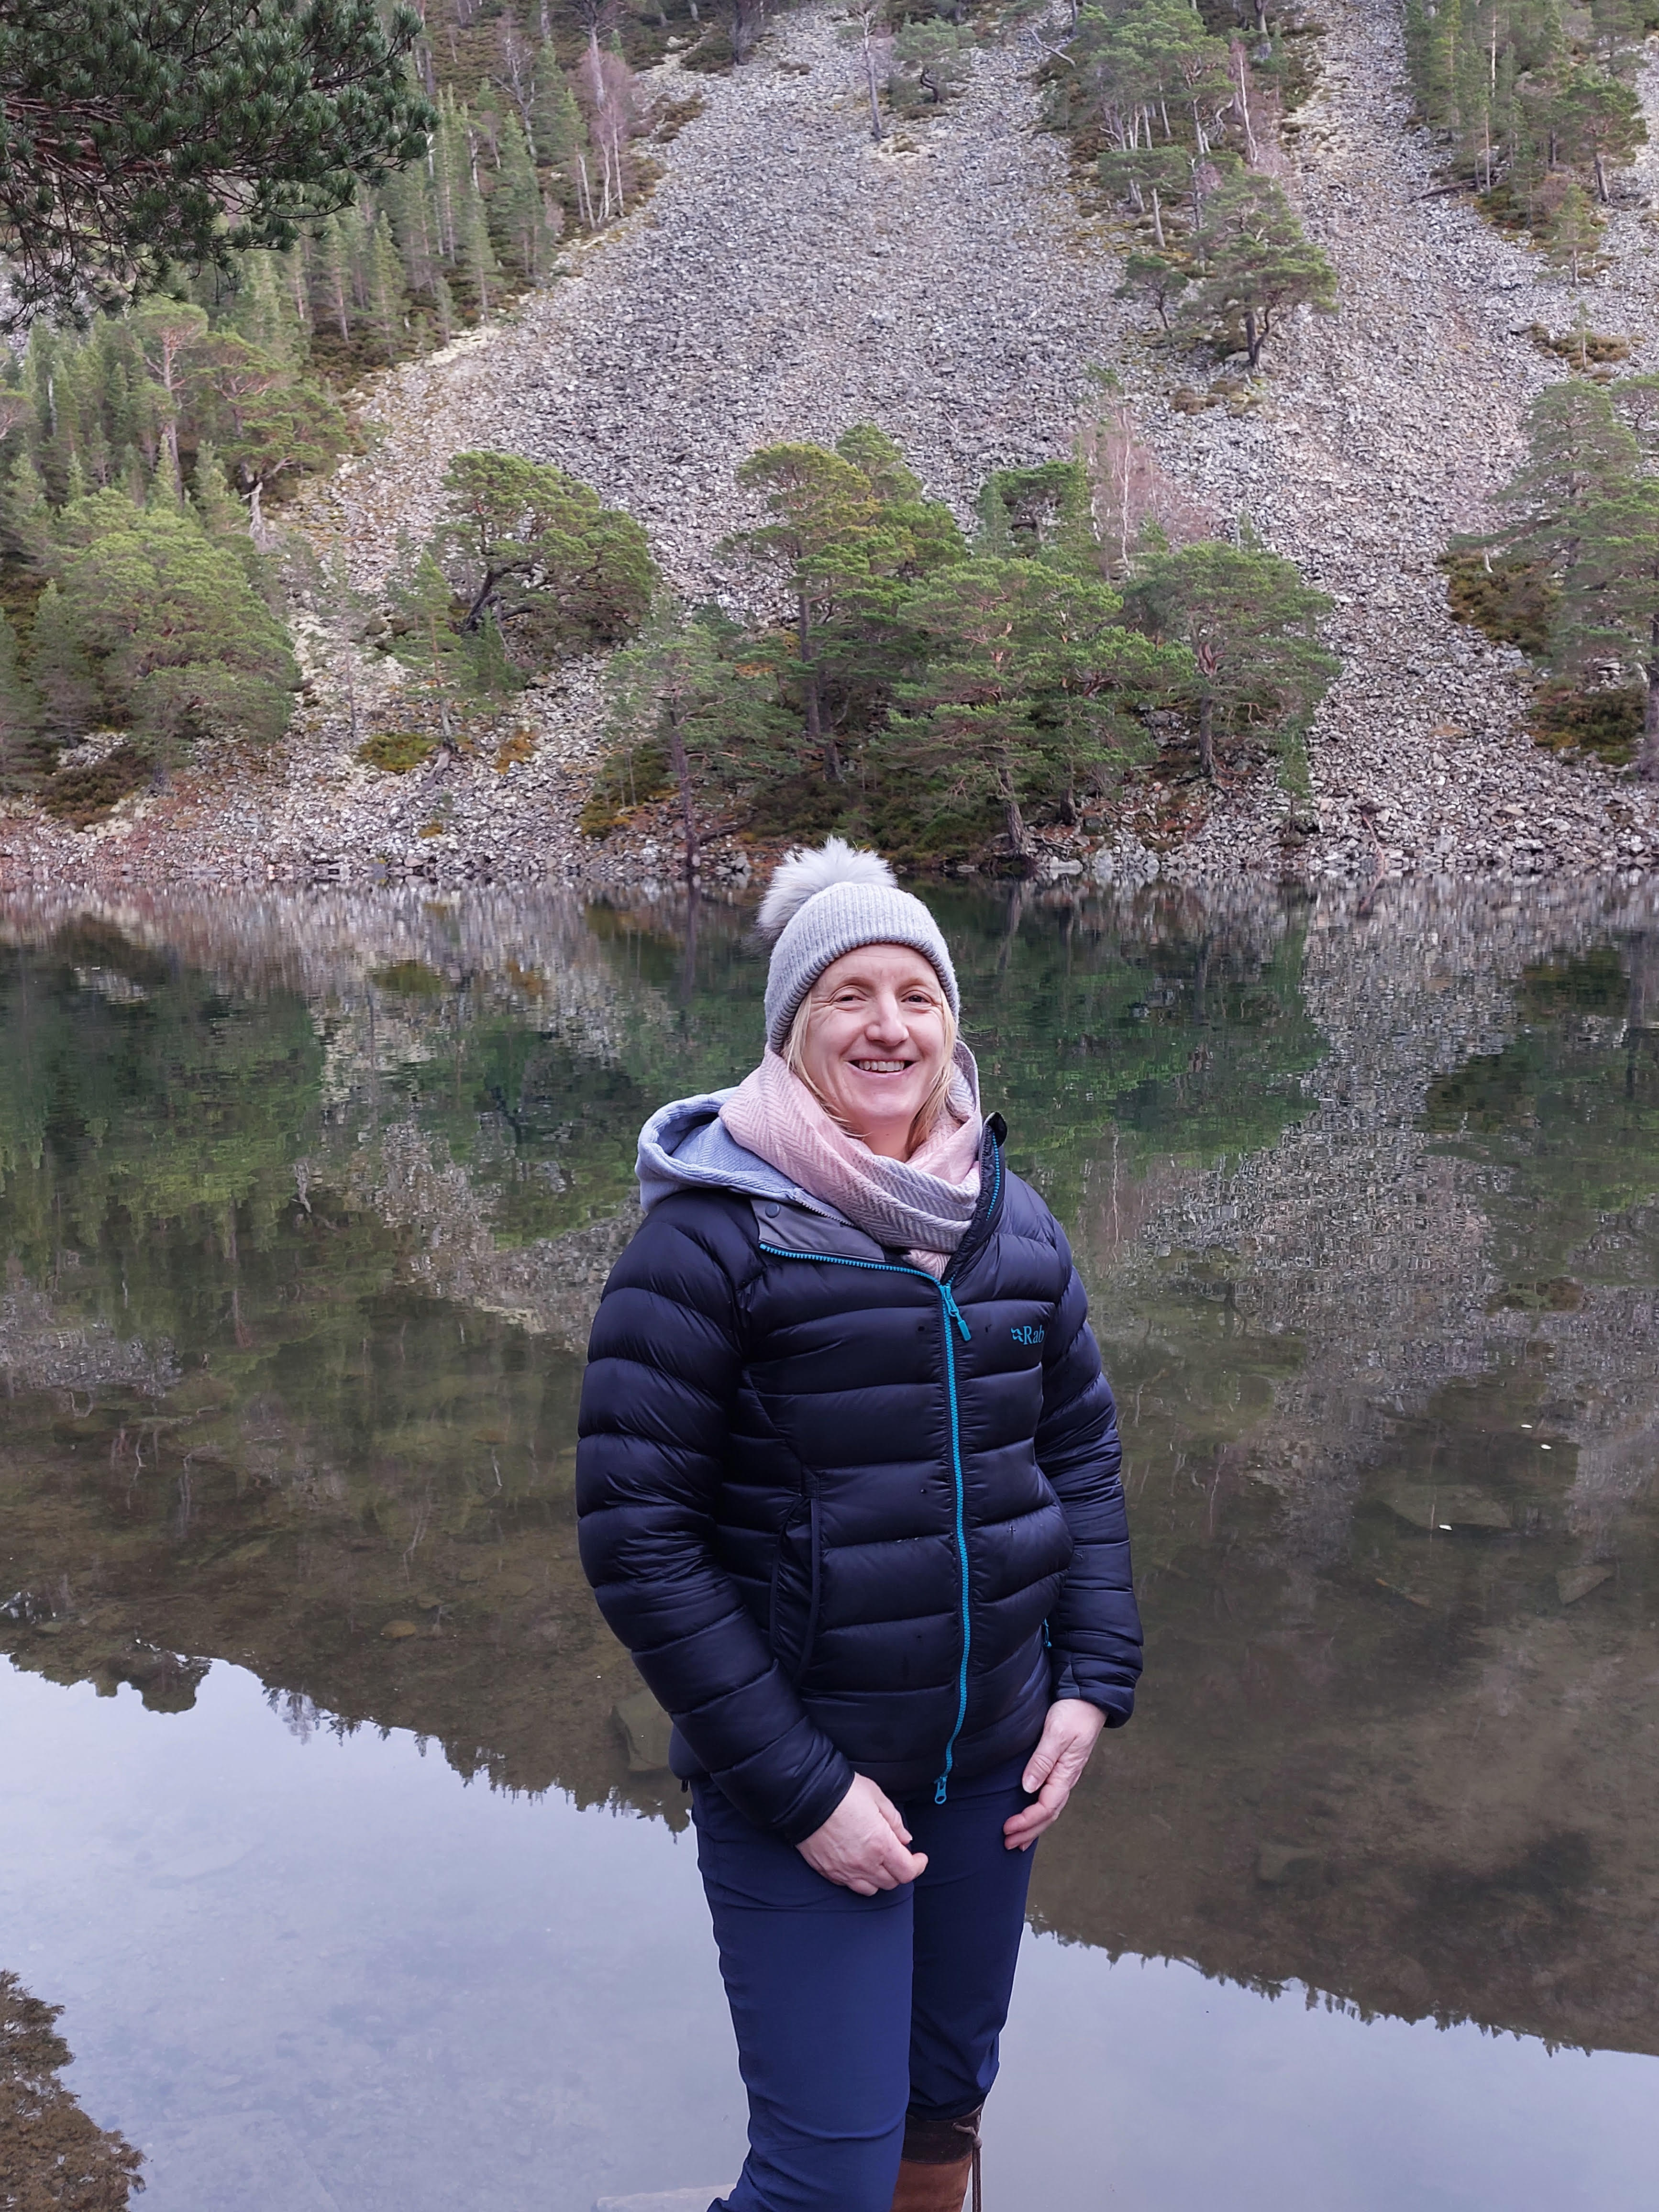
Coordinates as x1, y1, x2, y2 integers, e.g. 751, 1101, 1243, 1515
889, 2106, 983, 2212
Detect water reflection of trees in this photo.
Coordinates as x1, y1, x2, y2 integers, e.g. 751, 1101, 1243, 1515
4, 881, 1659, 2061
1056, 879, 1659, 2057
0, 1970, 144, 2211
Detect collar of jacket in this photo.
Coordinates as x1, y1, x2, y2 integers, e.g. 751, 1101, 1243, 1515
947, 1113, 1007, 1281
641, 1089, 1007, 1268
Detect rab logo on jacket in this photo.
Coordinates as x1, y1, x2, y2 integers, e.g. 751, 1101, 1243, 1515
1010, 1324, 1046, 1347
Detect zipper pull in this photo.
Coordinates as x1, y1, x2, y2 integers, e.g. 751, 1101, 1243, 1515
934, 1775, 949, 1805
940, 1283, 971, 1343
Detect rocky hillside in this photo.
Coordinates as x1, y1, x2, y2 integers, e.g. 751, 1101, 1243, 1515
5, 0, 1659, 892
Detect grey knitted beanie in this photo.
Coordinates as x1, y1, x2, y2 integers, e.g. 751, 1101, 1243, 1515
757, 839, 959, 1052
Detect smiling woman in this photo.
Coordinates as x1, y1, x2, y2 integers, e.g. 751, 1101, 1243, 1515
576, 839, 1142, 2212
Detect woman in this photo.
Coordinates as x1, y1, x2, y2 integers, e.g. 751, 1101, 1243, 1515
577, 841, 1141, 2212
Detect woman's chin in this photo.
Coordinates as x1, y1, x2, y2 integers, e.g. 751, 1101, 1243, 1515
834, 1078, 925, 1133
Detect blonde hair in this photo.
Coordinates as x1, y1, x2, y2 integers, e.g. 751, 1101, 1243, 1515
782, 965, 960, 1158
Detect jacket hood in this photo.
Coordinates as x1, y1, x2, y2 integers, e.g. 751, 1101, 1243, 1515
636, 1091, 841, 1219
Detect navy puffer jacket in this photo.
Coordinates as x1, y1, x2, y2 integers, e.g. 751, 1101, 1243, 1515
577, 1096, 1141, 1845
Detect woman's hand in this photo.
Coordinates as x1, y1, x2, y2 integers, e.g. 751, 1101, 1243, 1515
1003, 1699, 1106, 1851
797, 1773, 929, 1895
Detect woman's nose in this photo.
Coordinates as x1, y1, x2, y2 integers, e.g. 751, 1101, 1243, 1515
865, 996, 908, 1042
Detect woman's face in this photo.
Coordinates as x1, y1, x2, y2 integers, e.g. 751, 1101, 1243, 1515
796, 944, 950, 1161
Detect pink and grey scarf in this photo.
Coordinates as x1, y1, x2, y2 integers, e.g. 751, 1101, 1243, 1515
719, 1045, 983, 1276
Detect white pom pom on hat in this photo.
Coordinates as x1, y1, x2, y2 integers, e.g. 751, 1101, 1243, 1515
758, 836, 959, 1052
756, 836, 900, 937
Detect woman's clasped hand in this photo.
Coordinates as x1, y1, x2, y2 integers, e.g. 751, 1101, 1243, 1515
796, 1772, 929, 1894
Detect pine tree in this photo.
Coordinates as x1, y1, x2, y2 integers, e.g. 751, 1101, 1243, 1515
1551, 476, 1659, 777
0, 607, 43, 789
29, 577, 98, 739
365, 211, 408, 362
0, 0, 431, 329
1190, 171, 1337, 368
603, 595, 733, 887
1497, 378, 1639, 568
491, 114, 551, 284
424, 450, 654, 668
431, 92, 468, 261
189, 337, 351, 533
0, 453, 57, 569
229, 252, 306, 365
533, 64, 595, 225
1552, 65, 1646, 203
384, 161, 440, 300
131, 298, 210, 500
881, 554, 1192, 852
56, 497, 297, 767
431, 272, 457, 345
725, 443, 885, 781
391, 543, 473, 715
1493, 374, 1659, 779
890, 18, 972, 107
313, 216, 353, 344
1544, 177, 1604, 287
1099, 144, 1191, 252
456, 142, 501, 318
1120, 533, 1338, 778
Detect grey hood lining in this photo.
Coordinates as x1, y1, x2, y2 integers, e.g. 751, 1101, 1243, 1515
636, 1092, 845, 1223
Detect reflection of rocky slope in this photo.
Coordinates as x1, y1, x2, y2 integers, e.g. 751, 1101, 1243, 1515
346, 1121, 639, 1351
1062, 875, 1659, 2058
0, 886, 657, 1063
1088, 878, 1659, 1534
0, 1272, 178, 1401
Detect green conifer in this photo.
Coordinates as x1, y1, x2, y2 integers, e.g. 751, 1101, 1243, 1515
29, 578, 98, 738
491, 114, 550, 284
313, 216, 353, 343
0, 607, 43, 789
0, 454, 57, 569
456, 139, 501, 318
533, 65, 594, 223
365, 211, 408, 362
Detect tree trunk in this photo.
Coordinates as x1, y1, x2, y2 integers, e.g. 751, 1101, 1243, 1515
248, 480, 275, 549
162, 414, 182, 504
667, 702, 698, 891
798, 593, 839, 779
1594, 149, 1609, 205
1197, 693, 1216, 778
1150, 188, 1166, 251
863, 23, 884, 141
1232, 45, 1258, 164
1244, 308, 1262, 367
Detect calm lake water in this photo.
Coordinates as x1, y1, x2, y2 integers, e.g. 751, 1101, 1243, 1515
2, 878, 1658, 2211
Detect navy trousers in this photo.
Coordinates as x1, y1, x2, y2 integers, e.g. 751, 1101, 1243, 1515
692, 1754, 1038, 2212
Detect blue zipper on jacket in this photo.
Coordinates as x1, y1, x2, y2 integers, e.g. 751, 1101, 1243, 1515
754, 1241, 974, 1803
